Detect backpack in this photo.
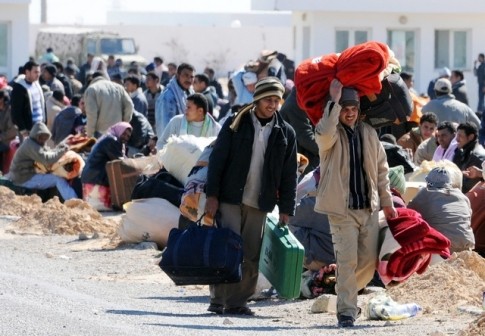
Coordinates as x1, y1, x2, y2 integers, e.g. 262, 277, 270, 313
360, 73, 412, 128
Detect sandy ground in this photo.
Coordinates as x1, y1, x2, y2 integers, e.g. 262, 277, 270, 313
0, 214, 484, 336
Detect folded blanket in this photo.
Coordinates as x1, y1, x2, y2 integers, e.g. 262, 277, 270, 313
295, 41, 390, 125
378, 208, 451, 284
387, 208, 430, 246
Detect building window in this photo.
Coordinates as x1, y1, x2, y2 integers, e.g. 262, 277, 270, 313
434, 30, 469, 69
387, 30, 415, 73
0, 23, 8, 68
335, 29, 369, 53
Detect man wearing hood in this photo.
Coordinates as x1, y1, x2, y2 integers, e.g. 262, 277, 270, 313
83, 71, 134, 138
9, 122, 78, 201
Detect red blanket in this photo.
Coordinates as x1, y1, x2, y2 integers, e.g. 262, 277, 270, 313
384, 208, 451, 280
294, 41, 390, 125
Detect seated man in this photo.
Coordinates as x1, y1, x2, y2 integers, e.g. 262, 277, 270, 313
127, 110, 157, 157
398, 112, 438, 156
453, 122, 485, 193
432, 121, 457, 162
408, 166, 475, 253
81, 122, 132, 210
8, 122, 78, 201
0, 89, 17, 173
51, 94, 84, 145
158, 93, 221, 149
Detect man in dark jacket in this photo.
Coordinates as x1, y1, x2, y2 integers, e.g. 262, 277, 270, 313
473, 53, 485, 112
10, 61, 45, 141
127, 110, 156, 156
450, 70, 469, 106
453, 122, 485, 193
53, 62, 73, 100
280, 87, 319, 175
51, 94, 83, 145
204, 77, 298, 316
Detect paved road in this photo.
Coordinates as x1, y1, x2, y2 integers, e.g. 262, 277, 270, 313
0, 216, 475, 336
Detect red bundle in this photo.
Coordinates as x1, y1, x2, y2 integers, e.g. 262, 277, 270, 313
294, 41, 390, 125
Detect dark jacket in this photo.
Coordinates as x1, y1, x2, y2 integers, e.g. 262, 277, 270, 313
128, 110, 155, 149
280, 87, 319, 174
81, 135, 124, 186
453, 139, 485, 193
381, 141, 415, 174
57, 74, 73, 100
10, 77, 45, 132
452, 80, 469, 106
206, 110, 298, 215
51, 106, 82, 145
131, 89, 148, 116
209, 79, 224, 99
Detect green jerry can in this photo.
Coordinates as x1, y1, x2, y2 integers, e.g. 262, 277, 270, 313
259, 215, 305, 299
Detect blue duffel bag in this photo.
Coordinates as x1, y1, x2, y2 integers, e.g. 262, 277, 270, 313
159, 217, 243, 285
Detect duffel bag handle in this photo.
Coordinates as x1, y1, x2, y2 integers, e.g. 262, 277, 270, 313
196, 212, 219, 228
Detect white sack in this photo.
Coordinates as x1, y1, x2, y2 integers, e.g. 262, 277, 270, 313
157, 135, 216, 185
118, 198, 180, 248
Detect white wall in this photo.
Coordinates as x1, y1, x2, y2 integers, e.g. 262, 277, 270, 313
255, 0, 485, 13
291, 11, 485, 111
30, 24, 292, 78
0, 2, 30, 79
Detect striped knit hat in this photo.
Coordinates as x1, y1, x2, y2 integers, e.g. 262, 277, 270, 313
388, 165, 406, 195
253, 77, 285, 102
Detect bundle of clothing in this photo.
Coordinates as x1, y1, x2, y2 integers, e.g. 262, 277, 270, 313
294, 41, 403, 126
377, 207, 451, 285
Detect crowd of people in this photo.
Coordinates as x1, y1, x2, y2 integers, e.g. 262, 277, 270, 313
0, 45, 484, 328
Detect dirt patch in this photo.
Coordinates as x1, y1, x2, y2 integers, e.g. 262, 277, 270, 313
458, 314, 485, 336
387, 251, 485, 314
0, 186, 118, 236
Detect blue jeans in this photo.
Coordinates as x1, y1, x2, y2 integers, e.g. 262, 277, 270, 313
20, 174, 78, 201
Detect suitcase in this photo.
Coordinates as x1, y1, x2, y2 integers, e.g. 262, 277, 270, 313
106, 156, 162, 209
159, 223, 243, 286
259, 215, 305, 299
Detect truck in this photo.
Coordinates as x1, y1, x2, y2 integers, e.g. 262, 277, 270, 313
35, 27, 146, 67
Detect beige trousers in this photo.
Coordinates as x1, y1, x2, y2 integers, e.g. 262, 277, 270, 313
210, 203, 267, 308
328, 209, 379, 319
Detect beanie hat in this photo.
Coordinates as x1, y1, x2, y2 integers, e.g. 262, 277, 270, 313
253, 77, 285, 102
434, 78, 452, 94
242, 71, 258, 85
438, 67, 451, 78
388, 165, 406, 195
339, 87, 359, 107
425, 167, 451, 189
44, 64, 57, 77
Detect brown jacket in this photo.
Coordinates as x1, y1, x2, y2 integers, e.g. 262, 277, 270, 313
397, 127, 423, 154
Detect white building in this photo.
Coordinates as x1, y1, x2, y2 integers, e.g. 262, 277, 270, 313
253, 0, 485, 110
0, 0, 31, 79
30, 11, 292, 79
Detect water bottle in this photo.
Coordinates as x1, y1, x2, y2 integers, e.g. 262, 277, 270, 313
375, 303, 422, 320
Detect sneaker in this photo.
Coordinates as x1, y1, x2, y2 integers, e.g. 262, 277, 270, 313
224, 306, 255, 316
207, 303, 224, 315
337, 315, 354, 328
